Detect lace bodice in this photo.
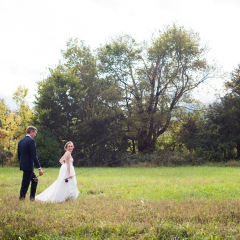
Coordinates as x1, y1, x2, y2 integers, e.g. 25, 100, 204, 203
65, 151, 73, 163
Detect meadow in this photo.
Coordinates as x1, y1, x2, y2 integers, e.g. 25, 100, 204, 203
1, 166, 240, 239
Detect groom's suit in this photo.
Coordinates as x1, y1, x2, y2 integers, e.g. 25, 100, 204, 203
18, 135, 41, 200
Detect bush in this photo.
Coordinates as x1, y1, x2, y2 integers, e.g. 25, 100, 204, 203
125, 152, 205, 167
35, 128, 61, 167
0, 144, 13, 167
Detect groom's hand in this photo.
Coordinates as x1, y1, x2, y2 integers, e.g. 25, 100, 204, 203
39, 169, 43, 176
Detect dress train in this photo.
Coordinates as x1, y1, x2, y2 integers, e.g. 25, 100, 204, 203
35, 157, 79, 202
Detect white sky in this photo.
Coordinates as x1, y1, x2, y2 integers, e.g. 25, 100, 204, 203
0, 0, 240, 110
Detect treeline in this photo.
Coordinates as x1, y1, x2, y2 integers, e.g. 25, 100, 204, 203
1, 24, 240, 167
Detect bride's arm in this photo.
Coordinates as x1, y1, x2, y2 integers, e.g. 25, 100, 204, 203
65, 151, 72, 178
59, 154, 66, 165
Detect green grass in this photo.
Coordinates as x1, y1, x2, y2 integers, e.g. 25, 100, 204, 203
1, 166, 240, 239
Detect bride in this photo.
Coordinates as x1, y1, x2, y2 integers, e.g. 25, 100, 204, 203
35, 141, 79, 202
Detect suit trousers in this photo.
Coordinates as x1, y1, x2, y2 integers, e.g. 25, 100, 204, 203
19, 171, 38, 200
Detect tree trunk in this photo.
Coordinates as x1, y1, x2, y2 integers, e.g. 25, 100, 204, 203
137, 132, 155, 153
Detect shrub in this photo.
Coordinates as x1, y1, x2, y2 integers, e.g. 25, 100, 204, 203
126, 152, 205, 167
35, 128, 61, 167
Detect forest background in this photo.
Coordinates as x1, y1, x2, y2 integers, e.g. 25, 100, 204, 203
1, 24, 240, 168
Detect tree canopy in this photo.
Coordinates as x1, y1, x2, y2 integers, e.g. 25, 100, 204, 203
6, 24, 240, 167
97, 24, 214, 153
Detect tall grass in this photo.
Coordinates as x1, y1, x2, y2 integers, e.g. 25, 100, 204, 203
1, 166, 240, 239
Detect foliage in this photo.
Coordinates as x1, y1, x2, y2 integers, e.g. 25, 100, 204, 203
0, 99, 10, 152
34, 67, 86, 145
97, 24, 214, 153
0, 144, 13, 167
125, 151, 205, 166
4, 26, 240, 166
156, 64, 240, 162
0, 90, 34, 165
224, 64, 240, 158
193, 65, 240, 161
12, 86, 34, 139
33, 25, 215, 162
34, 127, 61, 167
34, 39, 129, 166
177, 113, 202, 153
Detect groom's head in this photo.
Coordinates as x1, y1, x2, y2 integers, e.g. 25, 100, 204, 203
27, 126, 37, 138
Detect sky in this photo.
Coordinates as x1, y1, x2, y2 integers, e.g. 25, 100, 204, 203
0, 0, 240, 110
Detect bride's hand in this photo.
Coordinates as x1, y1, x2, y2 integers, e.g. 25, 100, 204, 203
68, 175, 73, 179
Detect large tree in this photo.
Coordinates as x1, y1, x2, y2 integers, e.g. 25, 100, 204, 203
184, 65, 240, 161
0, 87, 34, 165
34, 67, 87, 144
34, 40, 128, 165
97, 24, 214, 153
205, 65, 240, 160
224, 65, 240, 158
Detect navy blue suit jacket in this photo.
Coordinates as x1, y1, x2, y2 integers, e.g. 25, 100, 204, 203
18, 135, 41, 171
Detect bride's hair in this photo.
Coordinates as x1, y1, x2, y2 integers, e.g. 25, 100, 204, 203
64, 141, 74, 151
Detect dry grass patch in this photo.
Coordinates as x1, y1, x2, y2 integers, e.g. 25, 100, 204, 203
1, 166, 240, 239
1, 193, 240, 239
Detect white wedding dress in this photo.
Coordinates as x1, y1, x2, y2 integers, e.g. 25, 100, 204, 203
35, 156, 79, 202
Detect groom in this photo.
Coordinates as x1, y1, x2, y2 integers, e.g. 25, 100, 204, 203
18, 126, 43, 200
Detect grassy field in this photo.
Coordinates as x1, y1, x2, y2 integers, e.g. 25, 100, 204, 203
1, 166, 240, 239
